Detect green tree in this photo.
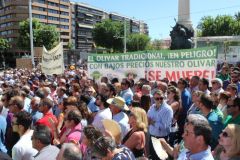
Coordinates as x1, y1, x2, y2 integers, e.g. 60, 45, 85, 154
18, 18, 60, 50
0, 38, 10, 51
197, 15, 238, 36
127, 33, 150, 51
93, 19, 124, 52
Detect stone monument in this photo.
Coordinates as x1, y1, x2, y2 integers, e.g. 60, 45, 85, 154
170, 0, 194, 50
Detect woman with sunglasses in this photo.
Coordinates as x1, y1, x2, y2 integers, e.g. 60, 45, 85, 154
214, 124, 240, 160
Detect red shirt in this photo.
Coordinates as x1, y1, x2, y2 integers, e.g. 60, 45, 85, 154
35, 112, 58, 135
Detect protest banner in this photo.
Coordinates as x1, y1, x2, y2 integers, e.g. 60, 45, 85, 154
41, 42, 64, 75
16, 58, 32, 69
88, 47, 218, 82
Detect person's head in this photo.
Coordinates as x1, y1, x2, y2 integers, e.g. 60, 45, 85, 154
153, 90, 164, 106
82, 125, 103, 147
129, 107, 148, 133
121, 78, 131, 90
65, 96, 78, 112
12, 111, 32, 135
104, 83, 116, 98
177, 78, 188, 90
183, 114, 212, 152
231, 71, 240, 83
57, 86, 66, 97
140, 95, 151, 112
98, 82, 107, 95
221, 65, 229, 75
141, 84, 151, 96
38, 98, 53, 114
95, 94, 109, 109
30, 96, 41, 111
226, 84, 238, 97
198, 78, 209, 92
42, 87, 51, 97
133, 92, 141, 102
101, 77, 109, 84
113, 82, 121, 95
192, 90, 203, 104
199, 94, 214, 111
227, 97, 240, 117
190, 76, 200, 88
211, 78, 223, 91
32, 125, 52, 151
157, 81, 168, 93
91, 136, 117, 159
107, 96, 128, 115
84, 86, 96, 97
56, 143, 82, 160
219, 91, 231, 105
65, 110, 82, 129
219, 124, 240, 158
9, 96, 24, 114
167, 86, 180, 102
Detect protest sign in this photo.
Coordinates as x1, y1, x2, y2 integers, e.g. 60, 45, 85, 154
88, 47, 218, 82
16, 58, 32, 69
41, 42, 64, 75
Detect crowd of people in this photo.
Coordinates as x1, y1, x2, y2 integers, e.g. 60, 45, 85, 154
0, 63, 240, 160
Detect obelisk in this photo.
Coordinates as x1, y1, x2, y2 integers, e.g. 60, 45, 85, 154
178, 0, 192, 29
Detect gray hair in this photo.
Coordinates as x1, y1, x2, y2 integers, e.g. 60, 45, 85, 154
142, 85, 151, 91
62, 143, 82, 160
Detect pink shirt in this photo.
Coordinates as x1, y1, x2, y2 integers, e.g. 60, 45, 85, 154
65, 123, 82, 144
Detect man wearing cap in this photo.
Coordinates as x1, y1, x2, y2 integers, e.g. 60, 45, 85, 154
211, 78, 224, 94
107, 96, 130, 139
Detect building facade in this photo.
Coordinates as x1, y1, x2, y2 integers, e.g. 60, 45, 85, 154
0, 0, 71, 51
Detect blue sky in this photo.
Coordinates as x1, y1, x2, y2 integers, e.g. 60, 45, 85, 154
74, 0, 240, 40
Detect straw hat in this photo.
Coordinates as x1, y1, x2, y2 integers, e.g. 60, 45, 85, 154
106, 96, 129, 111
102, 119, 121, 144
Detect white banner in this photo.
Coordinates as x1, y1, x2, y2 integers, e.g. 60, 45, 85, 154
41, 42, 64, 75
88, 47, 218, 82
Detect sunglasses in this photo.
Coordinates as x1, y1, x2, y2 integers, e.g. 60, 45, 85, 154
154, 97, 163, 101
222, 131, 230, 138
211, 81, 217, 84
231, 76, 238, 78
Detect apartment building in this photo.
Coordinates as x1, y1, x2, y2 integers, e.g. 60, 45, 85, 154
0, 0, 71, 52
71, 2, 107, 52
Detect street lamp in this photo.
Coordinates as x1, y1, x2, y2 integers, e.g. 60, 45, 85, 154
29, 0, 35, 67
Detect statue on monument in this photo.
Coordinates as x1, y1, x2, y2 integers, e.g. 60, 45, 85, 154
170, 21, 194, 50
170, 0, 195, 50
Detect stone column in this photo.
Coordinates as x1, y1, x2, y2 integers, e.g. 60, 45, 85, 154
178, 0, 192, 29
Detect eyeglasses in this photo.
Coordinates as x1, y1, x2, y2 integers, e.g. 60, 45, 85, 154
222, 131, 230, 138
178, 82, 183, 84
211, 81, 217, 84
121, 82, 126, 85
231, 76, 238, 78
154, 97, 163, 101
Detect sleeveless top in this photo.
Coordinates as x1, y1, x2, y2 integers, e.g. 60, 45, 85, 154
122, 129, 144, 158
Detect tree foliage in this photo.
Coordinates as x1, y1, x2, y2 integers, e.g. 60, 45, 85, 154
127, 33, 150, 51
18, 18, 60, 50
93, 19, 124, 52
197, 15, 240, 36
0, 38, 10, 51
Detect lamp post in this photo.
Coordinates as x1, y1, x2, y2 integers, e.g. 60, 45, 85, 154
29, 0, 35, 67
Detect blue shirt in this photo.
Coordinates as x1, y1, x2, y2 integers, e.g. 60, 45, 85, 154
207, 111, 224, 149
147, 102, 173, 137
181, 89, 192, 115
87, 97, 99, 113
0, 115, 7, 153
113, 112, 130, 139
120, 88, 133, 102
178, 146, 214, 160
31, 110, 43, 125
